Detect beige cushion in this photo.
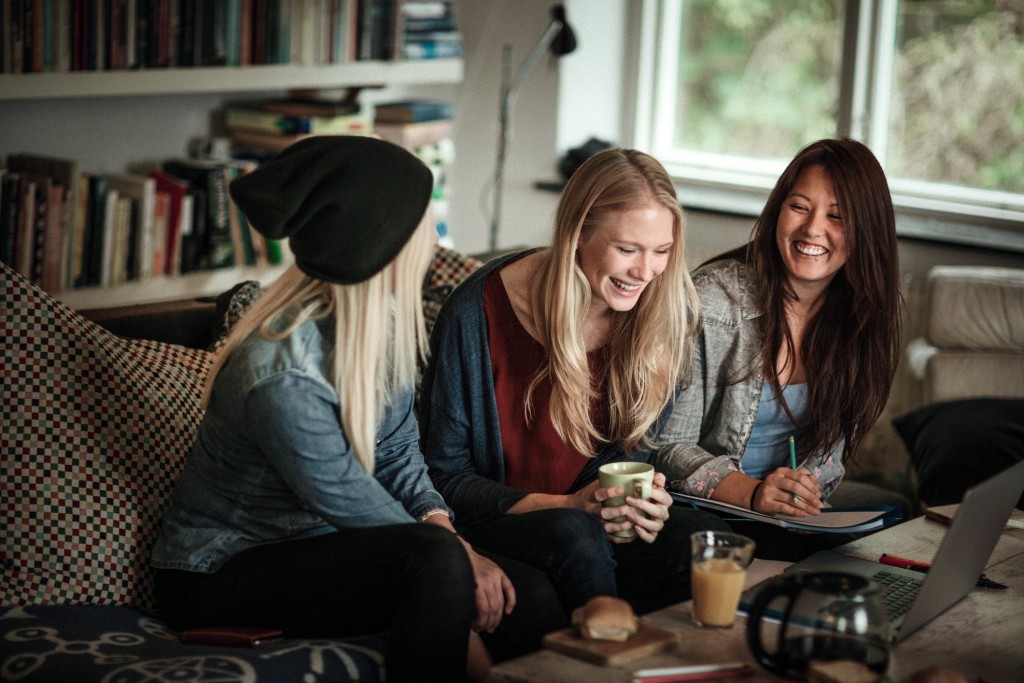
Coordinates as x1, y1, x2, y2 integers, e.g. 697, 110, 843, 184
924, 353, 1024, 403
926, 266, 1024, 351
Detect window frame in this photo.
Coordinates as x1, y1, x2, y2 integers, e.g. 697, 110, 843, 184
630, 0, 1024, 253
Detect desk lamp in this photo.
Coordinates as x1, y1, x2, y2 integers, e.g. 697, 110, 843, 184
488, 4, 577, 251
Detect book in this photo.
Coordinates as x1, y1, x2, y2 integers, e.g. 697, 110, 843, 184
69, 170, 90, 286
148, 169, 190, 276
0, 171, 20, 267
150, 189, 170, 277
5, 169, 59, 291
228, 120, 372, 153
104, 172, 156, 280
670, 492, 888, 533
261, 97, 361, 118
108, 194, 132, 284
82, 173, 110, 286
98, 186, 120, 285
358, 0, 393, 60
401, 37, 462, 60
5, 153, 81, 291
373, 118, 452, 150
162, 158, 236, 272
373, 99, 453, 123
15, 175, 37, 280
225, 106, 370, 136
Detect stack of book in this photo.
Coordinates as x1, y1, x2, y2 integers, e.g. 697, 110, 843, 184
0, 0, 463, 74
372, 98, 456, 246
372, 99, 453, 150
225, 97, 373, 154
0, 152, 284, 294
397, 1, 462, 60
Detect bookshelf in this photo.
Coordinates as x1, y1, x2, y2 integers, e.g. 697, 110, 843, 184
58, 262, 295, 311
3, 56, 462, 311
3, 0, 464, 309
0, 59, 464, 101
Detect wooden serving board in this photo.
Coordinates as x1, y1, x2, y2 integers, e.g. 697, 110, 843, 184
542, 621, 679, 665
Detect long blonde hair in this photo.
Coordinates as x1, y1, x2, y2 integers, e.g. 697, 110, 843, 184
528, 148, 699, 456
204, 214, 435, 473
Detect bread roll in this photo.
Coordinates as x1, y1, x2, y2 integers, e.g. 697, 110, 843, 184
805, 659, 880, 683
909, 666, 969, 683
571, 596, 638, 642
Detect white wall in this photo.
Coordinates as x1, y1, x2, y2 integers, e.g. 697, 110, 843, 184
443, 0, 631, 253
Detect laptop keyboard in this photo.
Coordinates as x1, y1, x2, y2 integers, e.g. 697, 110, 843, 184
872, 570, 924, 621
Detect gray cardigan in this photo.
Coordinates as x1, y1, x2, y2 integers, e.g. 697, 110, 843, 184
652, 259, 845, 501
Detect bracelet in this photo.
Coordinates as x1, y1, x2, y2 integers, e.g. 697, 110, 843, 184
749, 481, 765, 511
419, 509, 451, 522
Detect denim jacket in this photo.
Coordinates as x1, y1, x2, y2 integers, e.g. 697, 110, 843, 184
419, 252, 673, 527
651, 259, 845, 501
151, 311, 450, 573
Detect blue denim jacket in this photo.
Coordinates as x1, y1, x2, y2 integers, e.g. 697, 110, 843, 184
152, 312, 450, 573
652, 259, 845, 500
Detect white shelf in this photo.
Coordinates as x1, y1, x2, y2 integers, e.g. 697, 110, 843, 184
0, 59, 464, 100
55, 262, 293, 311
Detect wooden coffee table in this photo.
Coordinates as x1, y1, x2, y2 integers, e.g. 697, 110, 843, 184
488, 510, 1024, 682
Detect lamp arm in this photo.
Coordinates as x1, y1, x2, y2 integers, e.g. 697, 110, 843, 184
489, 19, 565, 251
507, 19, 564, 98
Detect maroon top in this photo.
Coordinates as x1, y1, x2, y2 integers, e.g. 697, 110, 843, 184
484, 263, 609, 494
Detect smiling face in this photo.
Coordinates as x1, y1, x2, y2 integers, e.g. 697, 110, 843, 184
775, 164, 849, 300
576, 202, 676, 316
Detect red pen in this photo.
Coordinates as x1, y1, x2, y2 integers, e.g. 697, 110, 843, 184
879, 553, 932, 572
879, 554, 1008, 589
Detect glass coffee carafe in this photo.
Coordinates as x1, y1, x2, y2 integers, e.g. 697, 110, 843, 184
745, 571, 891, 679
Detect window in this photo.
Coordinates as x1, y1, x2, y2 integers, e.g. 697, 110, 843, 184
634, 0, 1024, 249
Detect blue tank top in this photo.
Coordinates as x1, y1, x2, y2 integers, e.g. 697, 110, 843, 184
742, 383, 808, 479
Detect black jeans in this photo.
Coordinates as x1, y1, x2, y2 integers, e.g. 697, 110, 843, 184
154, 524, 475, 683
459, 506, 731, 616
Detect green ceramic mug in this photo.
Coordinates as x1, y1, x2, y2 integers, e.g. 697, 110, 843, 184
598, 462, 654, 537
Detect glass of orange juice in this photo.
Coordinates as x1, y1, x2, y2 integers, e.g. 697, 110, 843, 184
690, 531, 756, 628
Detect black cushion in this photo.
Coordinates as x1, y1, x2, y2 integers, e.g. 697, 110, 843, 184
893, 398, 1024, 508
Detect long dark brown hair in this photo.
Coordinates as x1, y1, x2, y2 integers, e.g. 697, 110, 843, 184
719, 138, 901, 463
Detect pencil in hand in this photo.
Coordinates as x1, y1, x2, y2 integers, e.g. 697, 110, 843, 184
789, 436, 800, 503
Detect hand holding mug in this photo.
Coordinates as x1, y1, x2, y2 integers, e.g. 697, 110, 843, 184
597, 462, 654, 539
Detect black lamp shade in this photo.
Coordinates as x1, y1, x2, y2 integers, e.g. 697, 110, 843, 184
550, 4, 578, 56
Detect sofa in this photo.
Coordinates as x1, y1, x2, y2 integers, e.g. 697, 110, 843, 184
894, 265, 1024, 508
0, 247, 482, 683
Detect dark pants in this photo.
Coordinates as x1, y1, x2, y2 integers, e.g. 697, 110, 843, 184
459, 506, 731, 616
154, 523, 562, 682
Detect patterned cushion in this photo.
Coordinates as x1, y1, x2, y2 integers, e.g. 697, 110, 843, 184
1, 263, 212, 610
0, 605, 385, 682
423, 245, 483, 338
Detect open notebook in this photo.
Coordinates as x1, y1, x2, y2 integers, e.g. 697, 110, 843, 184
670, 492, 889, 533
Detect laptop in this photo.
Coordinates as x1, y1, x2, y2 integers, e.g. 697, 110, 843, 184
743, 458, 1024, 644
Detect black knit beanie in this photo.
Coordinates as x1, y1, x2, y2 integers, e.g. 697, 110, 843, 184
229, 135, 433, 284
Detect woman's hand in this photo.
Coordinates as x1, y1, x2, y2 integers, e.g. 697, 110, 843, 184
421, 514, 514, 633
592, 472, 672, 544
621, 471, 672, 544
751, 467, 823, 516
458, 540, 516, 633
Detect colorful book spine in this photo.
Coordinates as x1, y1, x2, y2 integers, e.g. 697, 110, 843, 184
373, 99, 453, 123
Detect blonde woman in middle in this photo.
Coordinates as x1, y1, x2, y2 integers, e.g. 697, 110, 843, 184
420, 148, 730, 616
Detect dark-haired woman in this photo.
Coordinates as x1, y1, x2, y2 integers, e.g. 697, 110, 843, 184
653, 138, 901, 560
